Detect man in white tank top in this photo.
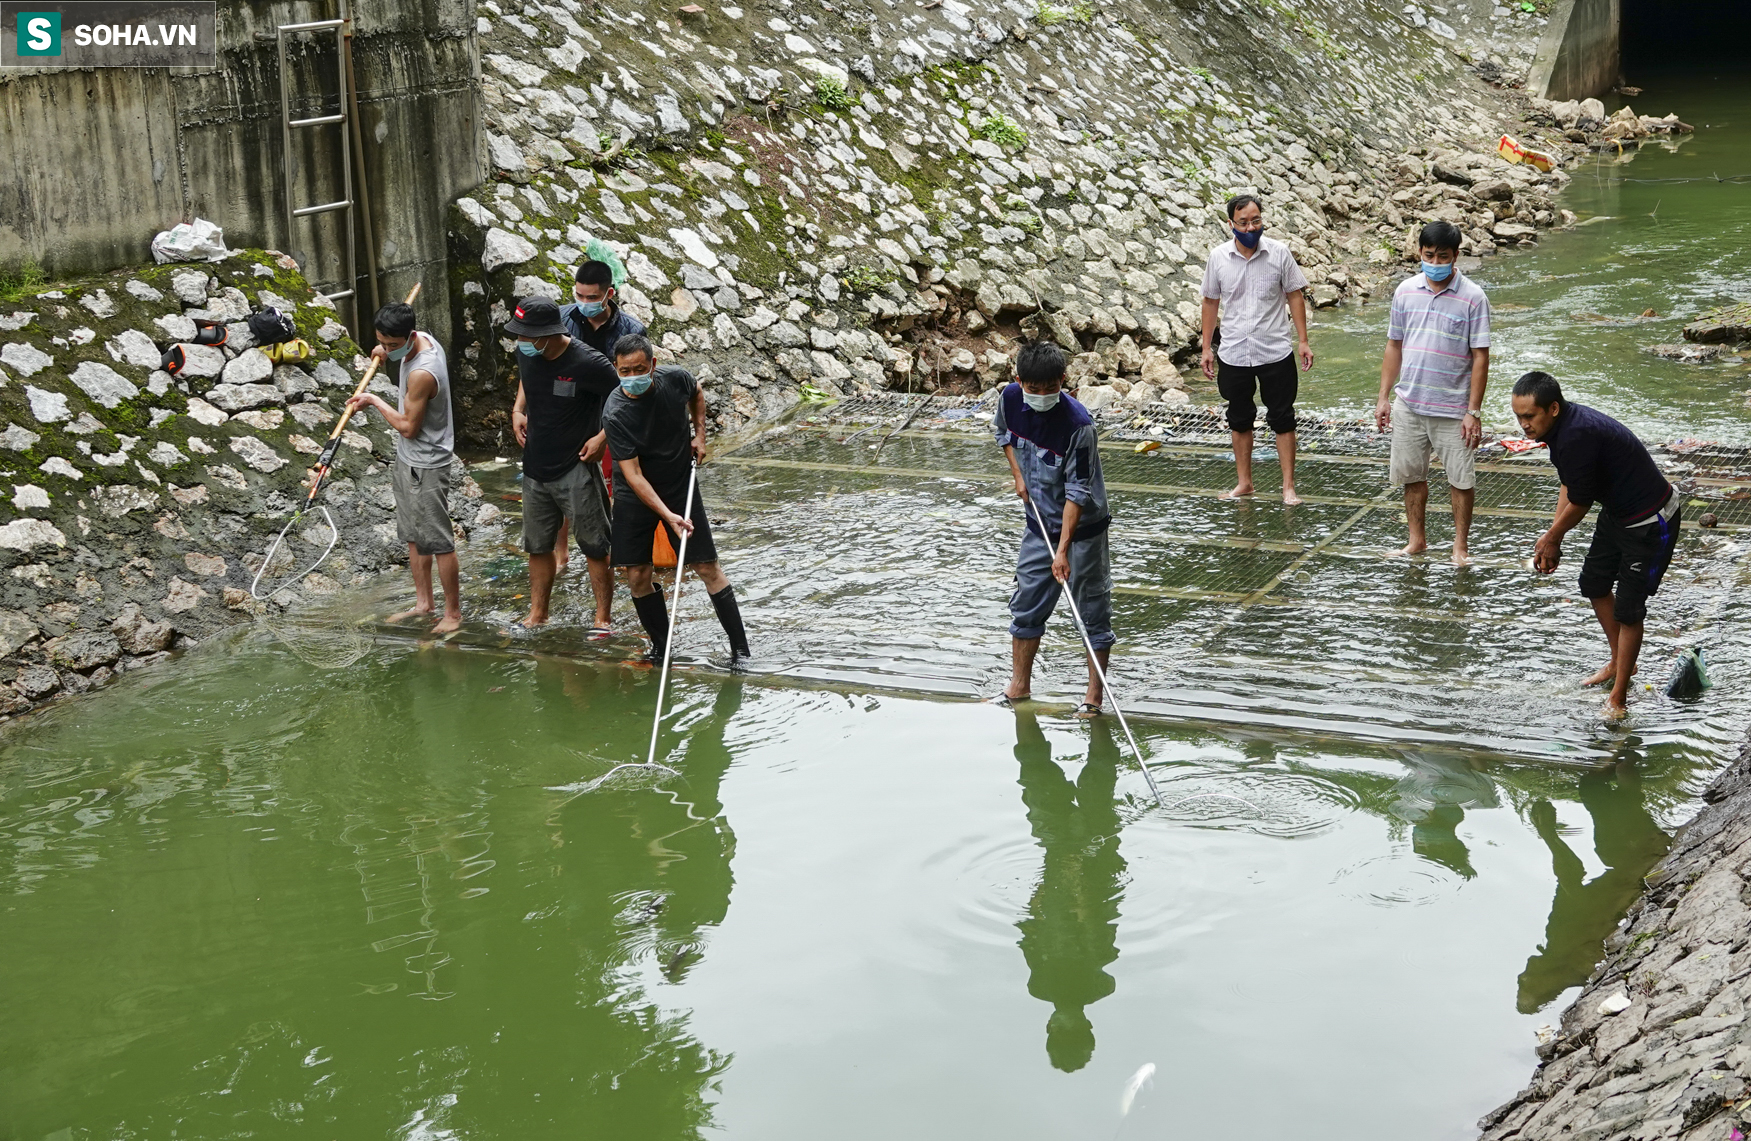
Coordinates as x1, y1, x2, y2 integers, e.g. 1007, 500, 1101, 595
348, 301, 462, 633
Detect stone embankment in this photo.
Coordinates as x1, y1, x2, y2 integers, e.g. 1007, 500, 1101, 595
439, 0, 1604, 447
0, 252, 488, 719
1480, 740, 1751, 1141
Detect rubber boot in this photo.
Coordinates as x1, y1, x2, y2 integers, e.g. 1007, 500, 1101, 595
709, 584, 751, 659
632, 589, 670, 661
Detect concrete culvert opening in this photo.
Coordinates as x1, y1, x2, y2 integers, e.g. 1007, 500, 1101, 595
1622, 0, 1751, 71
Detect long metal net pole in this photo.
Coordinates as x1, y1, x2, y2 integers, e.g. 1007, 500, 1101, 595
1022, 493, 1166, 807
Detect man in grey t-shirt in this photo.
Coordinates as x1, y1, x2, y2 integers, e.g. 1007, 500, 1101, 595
348, 301, 462, 633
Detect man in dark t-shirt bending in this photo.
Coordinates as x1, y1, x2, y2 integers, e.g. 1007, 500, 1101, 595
506, 296, 620, 631
1514, 371, 1682, 719
600, 334, 750, 663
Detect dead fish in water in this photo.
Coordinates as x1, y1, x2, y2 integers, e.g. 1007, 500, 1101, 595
1119, 1062, 1156, 1117
1666, 647, 1713, 701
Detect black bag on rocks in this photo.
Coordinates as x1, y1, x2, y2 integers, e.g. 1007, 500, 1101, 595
248, 307, 297, 346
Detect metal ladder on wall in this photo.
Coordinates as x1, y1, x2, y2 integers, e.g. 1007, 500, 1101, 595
275, 6, 359, 331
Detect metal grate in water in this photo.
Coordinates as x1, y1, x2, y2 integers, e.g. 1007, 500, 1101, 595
707, 399, 1751, 755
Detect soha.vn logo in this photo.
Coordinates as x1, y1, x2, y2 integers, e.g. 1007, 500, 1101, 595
16, 12, 61, 55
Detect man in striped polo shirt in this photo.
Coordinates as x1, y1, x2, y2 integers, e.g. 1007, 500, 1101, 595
1375, 221, 1492, 565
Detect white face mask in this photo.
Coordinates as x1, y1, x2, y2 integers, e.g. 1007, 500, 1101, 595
1022, 390, 1061, 412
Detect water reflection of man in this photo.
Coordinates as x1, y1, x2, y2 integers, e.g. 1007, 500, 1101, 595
1012, 712, 1128, 1072
649, 679, 743, 981
1517, 761, 1670, 1013
1389, 754, 1501, 880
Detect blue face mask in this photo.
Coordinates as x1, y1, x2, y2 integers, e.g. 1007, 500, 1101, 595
1233, 227, 1262, 249
518, 339, 543, 357
385, 340, 414, 362
575, 299, 607, 318
619, 371, 654, 396
1422, 261, 1455, 282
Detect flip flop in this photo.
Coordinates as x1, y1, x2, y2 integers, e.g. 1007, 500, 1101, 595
985, 693, 1024, 707
1073, 702, 1102, 718
587, 625, 613, 639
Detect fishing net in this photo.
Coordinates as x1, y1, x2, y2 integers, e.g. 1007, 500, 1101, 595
249, 507, 342, 602
258, 604, 373, 670
548, 762, 680, 795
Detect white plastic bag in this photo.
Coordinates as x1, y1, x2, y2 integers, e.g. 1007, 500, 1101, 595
151, 218, 232, 264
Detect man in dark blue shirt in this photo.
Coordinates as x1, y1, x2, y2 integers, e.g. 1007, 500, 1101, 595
551, 260, 647, 572
992, 342, 1113, 714
561, 260, 646, 358
1513, 371, 1682, 718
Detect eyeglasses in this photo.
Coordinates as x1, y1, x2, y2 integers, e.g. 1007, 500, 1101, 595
1231, 219, 1266, 231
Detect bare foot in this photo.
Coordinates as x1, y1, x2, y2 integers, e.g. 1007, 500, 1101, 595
1582, 662, 1635, 687
1388, 541, 1428, 558
432, 613, 462, 635
1451, 547, 1472, 567
1282, 487, 1303, 506
1002, 683, 1031, 702
388, 606, 434, 623
520, 610, 549, 629
1602, 699, 1629, 721
1219, 485, 1255, 500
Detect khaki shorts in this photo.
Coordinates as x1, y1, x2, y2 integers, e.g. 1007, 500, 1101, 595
1389, 398, 1476, 490
392, 459, 455, 556
522, 460, 611, 559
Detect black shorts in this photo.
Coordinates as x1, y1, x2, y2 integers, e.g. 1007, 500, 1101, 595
1578, 508, 1682, 625
1217, 352, 1299, 435
611, 470, 719, 567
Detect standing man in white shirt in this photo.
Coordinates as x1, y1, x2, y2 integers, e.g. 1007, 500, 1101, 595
1200, 195, 1315, 504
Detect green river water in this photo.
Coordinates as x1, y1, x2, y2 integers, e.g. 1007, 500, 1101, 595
4, 70, 1751, 1141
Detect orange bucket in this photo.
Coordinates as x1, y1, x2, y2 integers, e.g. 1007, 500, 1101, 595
653, 523, 678, 568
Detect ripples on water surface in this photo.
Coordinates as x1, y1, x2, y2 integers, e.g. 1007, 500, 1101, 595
0, 648, 1709, 1140
4, 68, 1749, 1141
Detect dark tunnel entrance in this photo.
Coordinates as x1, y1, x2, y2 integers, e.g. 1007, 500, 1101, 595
1621, 0, 1751, 75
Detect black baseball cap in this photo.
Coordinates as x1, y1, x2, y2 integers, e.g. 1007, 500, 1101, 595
504, 296, 566, 338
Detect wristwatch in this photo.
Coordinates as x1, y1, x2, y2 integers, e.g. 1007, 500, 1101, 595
1465, 409, 1482, 418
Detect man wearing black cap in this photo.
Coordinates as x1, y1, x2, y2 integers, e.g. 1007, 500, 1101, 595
601, 334, 750, 663
505, 295, 620, 632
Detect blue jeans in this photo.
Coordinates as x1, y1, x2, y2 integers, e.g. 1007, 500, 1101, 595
1009, 528, 1114, 649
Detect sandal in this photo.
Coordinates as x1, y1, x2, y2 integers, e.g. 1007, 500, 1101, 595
1073, 702, 1102, 718
587, 625, 613, 639
985, 693, 1022, 708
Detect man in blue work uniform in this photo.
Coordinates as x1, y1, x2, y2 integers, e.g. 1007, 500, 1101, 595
550, 259, 647, 573
560, 259, 646, 357
1513, 371, 1683, 719
993, 341, 1113, 715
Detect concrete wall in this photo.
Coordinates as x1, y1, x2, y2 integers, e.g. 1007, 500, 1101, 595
1528, 0, 1622, 101
0, 1, 483, 344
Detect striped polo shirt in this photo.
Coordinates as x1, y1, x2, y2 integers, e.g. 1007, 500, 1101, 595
1387, 270, 1492, 419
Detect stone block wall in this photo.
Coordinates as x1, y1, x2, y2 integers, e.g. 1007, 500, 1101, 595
441, 0, 1578, 448
0, 250, 492, 716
